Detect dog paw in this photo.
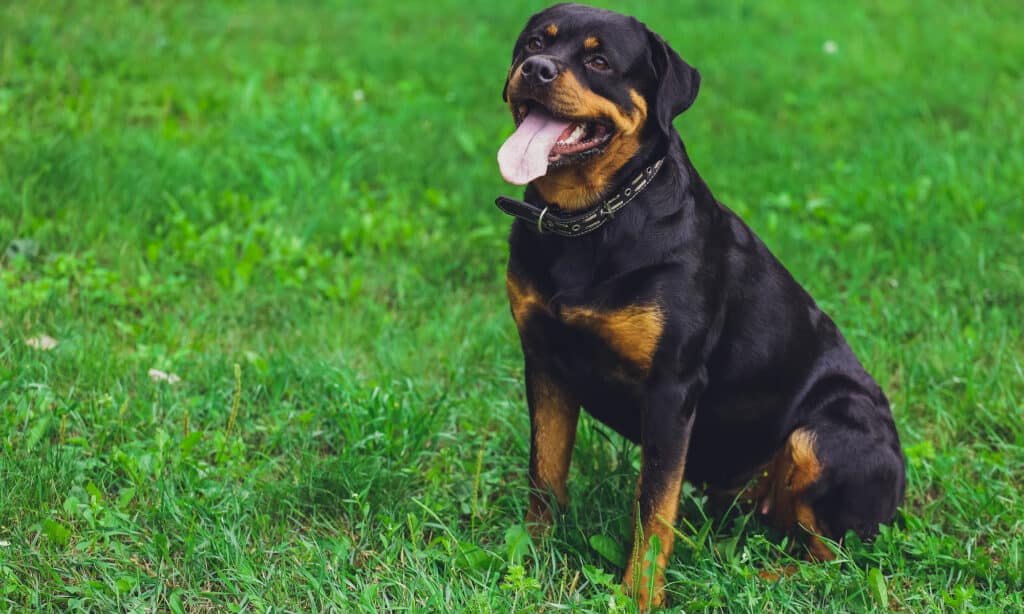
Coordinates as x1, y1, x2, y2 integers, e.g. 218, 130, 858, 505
524, 506, 554, 538
622, 568, 666, 611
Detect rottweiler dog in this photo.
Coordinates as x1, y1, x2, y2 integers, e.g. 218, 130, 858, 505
494, 3, 906, 609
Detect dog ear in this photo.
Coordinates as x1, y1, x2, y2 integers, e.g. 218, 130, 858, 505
647, 30, 701, 136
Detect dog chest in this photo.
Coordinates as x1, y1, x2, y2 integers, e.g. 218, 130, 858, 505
507, 273, 664, 376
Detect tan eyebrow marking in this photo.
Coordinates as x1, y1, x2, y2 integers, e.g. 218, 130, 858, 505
584, 36, 600, 50
545, 24, 558, 36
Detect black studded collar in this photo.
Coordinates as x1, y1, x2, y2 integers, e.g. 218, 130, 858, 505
494, 157, 665, 238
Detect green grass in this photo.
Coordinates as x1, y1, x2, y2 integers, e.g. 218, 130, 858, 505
1, 0, 1022, 611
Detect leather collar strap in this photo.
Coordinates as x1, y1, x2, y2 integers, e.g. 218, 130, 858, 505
495, 157, 665, 238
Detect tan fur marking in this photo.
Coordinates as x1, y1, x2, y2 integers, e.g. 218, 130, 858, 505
623, 454, 684, 609
545, 23, 558, 37
584, 36, 600, 50
529, 375, 578, 505
785, 430, 830, 559
796, 502, 835, 561
710, 428, 830, 561
506, 273, 547, 328
507, 273, 579, 533
561, 302, 663, 373
532, 86, 648, 210
762, 429, 821, 525
749, 428, 832, 559
787, 429, 822, 489
506, 67, 523, 114
525, 372, 580, 532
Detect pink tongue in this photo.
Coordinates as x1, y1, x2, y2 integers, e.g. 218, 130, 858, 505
497, 110, 572, 185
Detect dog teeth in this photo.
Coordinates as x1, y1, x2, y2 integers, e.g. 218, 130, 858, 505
559, 123, 586, 145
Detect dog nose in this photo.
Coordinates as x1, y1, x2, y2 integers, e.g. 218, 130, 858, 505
520, 56, 560, 86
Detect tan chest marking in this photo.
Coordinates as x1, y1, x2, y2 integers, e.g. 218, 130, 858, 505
561, 303, 664, 374
506, 274, 547, 328
507, 275, 664, 373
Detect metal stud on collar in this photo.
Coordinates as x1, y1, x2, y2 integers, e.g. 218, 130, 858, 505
537, 206, 549, 234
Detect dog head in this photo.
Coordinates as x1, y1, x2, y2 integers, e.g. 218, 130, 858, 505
498, 3, 700, 209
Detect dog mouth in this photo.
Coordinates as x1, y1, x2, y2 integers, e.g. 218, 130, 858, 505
513, 103, 613, 163
498, 100, 614, 185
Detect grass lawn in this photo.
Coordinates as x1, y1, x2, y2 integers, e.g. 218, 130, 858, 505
2, 0, 1022, 611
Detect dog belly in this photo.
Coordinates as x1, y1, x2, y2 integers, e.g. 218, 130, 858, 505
577, 383, 644, 443
576, 379, 787, 489
546, 350, 645, 442
574, 370, 792, 475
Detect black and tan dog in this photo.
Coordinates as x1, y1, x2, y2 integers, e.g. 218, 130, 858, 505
494, 3, 906, 609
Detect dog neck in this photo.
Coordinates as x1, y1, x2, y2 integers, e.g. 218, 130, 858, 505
496, 155, 666, 238
497, 131, 712, 241
526, 130, 667, 212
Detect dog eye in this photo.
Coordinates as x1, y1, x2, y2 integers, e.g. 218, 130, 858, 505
587, 56, 610, 71
526, 36, 544, 52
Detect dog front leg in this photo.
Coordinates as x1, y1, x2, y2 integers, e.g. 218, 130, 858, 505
623, 378, 701, 610
523, 360, 581, 533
